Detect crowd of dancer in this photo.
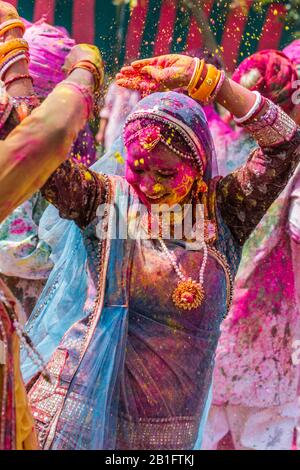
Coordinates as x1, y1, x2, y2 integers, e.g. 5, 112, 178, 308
1, 0, 300, 450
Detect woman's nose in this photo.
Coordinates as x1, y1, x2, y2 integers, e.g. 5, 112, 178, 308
139, 175, 156, 194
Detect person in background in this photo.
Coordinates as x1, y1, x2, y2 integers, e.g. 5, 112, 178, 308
203, 49, 300, 450
96, 79, 140, 152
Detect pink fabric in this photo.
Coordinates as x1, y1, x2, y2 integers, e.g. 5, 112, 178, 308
283, 40, 300, 79
203, 105, 242, 176
24, 20, 96, 166
212, 171, 300, 408
24, 20, 75, 98
232, 49, 298, 112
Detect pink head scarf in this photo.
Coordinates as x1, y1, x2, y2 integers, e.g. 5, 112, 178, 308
24, 19, 75, 98
232, 49, 298, 112
283, 40, 300, 78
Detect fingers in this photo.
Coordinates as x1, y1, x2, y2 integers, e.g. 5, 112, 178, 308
116, 76, 158, 93
118, 66, 137, 77
131, 57, 157, 69
140, 65, 164, 82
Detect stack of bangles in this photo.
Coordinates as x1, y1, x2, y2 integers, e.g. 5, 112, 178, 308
68, 60, 104, 92
68, 59, 104, 116
232, 91, 297, 146
187, 57, 225, 104
0, 19, 32, 88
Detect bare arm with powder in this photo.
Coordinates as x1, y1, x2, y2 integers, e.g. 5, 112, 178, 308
116, 54, 300, 244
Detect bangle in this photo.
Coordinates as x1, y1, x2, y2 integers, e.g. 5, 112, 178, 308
0, 48, 29, 67
4, 74, 33, 87
203, 69, 221, 103
69, 60, 104, 91
58, 81, 94, 118
0, 38, 29, 58
187, 58, 200, 91
239, 99, 277, 132
241, 100, 297, 147
206, 70, 226, 104
187, 59, 205, 95
12, 94, 40, 109
0, 19, 25, 38
233, 91, 262, 124
0, 53, 29, 80
190, 64, 221, 102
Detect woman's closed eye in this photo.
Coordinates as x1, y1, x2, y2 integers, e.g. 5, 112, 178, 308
130, 166, 144, 174
157, 170, 177, 178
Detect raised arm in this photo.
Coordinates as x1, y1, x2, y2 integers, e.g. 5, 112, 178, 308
0, 44, 103, 223
41, 159, 108, 229
0, 75, 91, 222
116, 54, 300, 244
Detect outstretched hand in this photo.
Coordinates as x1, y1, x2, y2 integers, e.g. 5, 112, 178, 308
116, 54, 195, 94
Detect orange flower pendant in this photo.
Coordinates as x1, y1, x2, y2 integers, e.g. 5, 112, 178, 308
172, 279, 205, 311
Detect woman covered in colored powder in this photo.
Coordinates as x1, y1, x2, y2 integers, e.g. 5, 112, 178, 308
0, 1, 103, 448
21, 51, 300, 450
201, 49, 300, 450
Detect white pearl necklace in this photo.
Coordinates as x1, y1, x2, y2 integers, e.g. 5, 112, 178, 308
158, 237, 208, 287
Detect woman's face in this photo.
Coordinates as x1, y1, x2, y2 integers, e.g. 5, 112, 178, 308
125, 140, 199, 208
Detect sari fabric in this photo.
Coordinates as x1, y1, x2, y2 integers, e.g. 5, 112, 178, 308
0, 279, 38, 450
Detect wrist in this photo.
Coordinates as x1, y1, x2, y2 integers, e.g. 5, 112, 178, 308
4, 59, 34, 96
68, 68, 95, 93
3, 28, 23, 41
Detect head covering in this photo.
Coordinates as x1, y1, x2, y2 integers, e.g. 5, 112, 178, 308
232, 49, 298, 112
283, 39, 300, 78
121, 91, 218, 180
24, 20, 75, 98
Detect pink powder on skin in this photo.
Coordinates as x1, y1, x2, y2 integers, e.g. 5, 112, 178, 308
125, 141, 199, 208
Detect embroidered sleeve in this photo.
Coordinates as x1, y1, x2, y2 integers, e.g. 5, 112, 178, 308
41, 160, 107, 229
217, 127, 300, 245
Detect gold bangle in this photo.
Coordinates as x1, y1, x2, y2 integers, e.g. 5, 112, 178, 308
0, 48, 28, 63
0, 39, 29, 58
0, 48, 29, 67
187, 58, 200, 92
69, 60, 103, 92
206, 69, 221, 102
0, 20, 25, 38
191, 64, 220, 102
187, 58, 204, 94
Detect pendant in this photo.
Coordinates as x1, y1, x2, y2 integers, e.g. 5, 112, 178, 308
172, 279, 205, 311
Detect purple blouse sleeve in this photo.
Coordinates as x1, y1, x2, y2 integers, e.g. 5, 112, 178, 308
41, 160, 107, 229
217, 128, 300, 245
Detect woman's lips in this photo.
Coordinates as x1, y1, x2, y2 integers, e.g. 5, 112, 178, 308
145, 193, 169, 202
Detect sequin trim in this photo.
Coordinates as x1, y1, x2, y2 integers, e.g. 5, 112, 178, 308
117, 413, 199, 450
